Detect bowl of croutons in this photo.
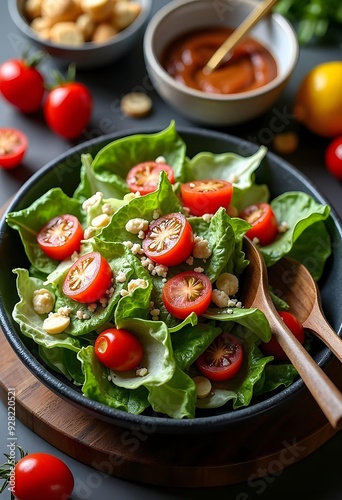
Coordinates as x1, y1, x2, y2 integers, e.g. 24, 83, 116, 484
9, 0, 152, 68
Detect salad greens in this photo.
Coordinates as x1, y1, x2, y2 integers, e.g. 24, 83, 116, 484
6, 122, 331, 419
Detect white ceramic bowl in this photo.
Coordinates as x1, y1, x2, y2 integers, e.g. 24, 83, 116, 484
144, 0, 299, 126
9, 0, 152, 69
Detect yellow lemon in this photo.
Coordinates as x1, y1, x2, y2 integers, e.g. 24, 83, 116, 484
294, 61, 342, 138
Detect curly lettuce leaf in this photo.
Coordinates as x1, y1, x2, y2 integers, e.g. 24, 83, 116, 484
259, 191, 331, 279
6, 188, 85, 274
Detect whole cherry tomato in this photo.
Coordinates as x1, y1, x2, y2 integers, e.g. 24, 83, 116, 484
0, 128, 28, 169
95, 328, 143, 371
325, 136, 342, 180
13, 452, 74, 500
0, 56, 45, 113
44, 80, 92, 140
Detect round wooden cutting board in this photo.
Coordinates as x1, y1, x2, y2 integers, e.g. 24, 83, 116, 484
0, 328, 340, 488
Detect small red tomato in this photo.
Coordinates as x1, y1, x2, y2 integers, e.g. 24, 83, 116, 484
62, 251, 113, 303
142, 212, 194, 266
196, 332, 244, 381
239, 202, 278, 246
0, 58, 45, 113
0, 128, 28, 169
44, 82, 93, 139
181, 179, 233, 216
162, 270, 212, 319
37, 214, 83, 260
95, 328, 143, 371
261, 311, 305, 362
126, 161, 175, 195
14, 452, 74, 500
325, 136, 342, 180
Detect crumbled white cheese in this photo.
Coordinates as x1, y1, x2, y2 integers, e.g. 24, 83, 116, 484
278, 221, 289, 233
202, 213, 214, 222
32, 288, 54, 315
102, 203, 114, 215
82, 191, 103, 211
194, 266, 204, 273
125, 218, 149, 234
212, 289, 229, 308
116, 271, 127, 283
193, 236, 212, 259
136, 367, 148, 377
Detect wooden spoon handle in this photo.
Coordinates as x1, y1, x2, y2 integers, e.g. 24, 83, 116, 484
304, 304, 342, 364
267, 311, 342, 429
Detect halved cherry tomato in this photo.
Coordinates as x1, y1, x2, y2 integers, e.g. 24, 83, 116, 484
142, 212, 194, 266
261, 311, 305, 362
13, 452, 74, 500
126, 161, 175, 195
162, 270, 212, 319
180, 179, 233, 216
325, 136, 342, 180
239, 202, 278, 246
196, 332, 244, 381
0, 128, 27, 169
62, 251, 113, 303
37, 214, 83, 260
95, 328, 143, 371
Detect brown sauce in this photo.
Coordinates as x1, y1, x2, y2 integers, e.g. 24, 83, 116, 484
161, 27, 278, 95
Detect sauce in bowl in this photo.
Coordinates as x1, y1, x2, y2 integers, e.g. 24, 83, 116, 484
161, 27, 278, 95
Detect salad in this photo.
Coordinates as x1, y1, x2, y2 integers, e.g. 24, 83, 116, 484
6, 122, 331, 420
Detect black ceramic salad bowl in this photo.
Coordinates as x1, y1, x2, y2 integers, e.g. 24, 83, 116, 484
0, 124, 341, 434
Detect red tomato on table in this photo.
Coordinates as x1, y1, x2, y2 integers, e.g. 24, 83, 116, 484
95, 328, 143, 371
126, 161, 175, 195
13, 452, 74, 500
62, 251, 113, 303
239, 202, 278, 246
143, 212, 194, 266
37, 214, 83, 260
261, 311, 305, 362
196, 332, 244, 381
181, 179, 233, 216
162, 270, 212, 319
44, 82, 92, 139
325, 136, 342, 180
0, 58, 45, 113
0, 128, 27, 169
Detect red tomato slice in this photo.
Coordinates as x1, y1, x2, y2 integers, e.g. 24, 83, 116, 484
95, 328, 143, 372
142, 212, 194, 266
14, 452, 74, 500
37, 214, 84, 261
180, 179, 233, 216
162, 270, 212, 319
0, 128, 27, 169
62, 251, 113, 303
239, 202, 278, 246
196, 332, 244, 381
261, 311, 305, 362
126, 161, 175, 195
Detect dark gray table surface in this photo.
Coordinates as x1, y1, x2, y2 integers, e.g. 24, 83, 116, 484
1, 2, 342, 499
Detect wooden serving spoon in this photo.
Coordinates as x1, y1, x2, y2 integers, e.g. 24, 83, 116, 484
241, 237, 342, 429
268, 257, 342, 364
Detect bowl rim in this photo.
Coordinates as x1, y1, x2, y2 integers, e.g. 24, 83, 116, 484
143, 0, 299, 101
9, 0, 153, 51
0, 125, 340, 434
